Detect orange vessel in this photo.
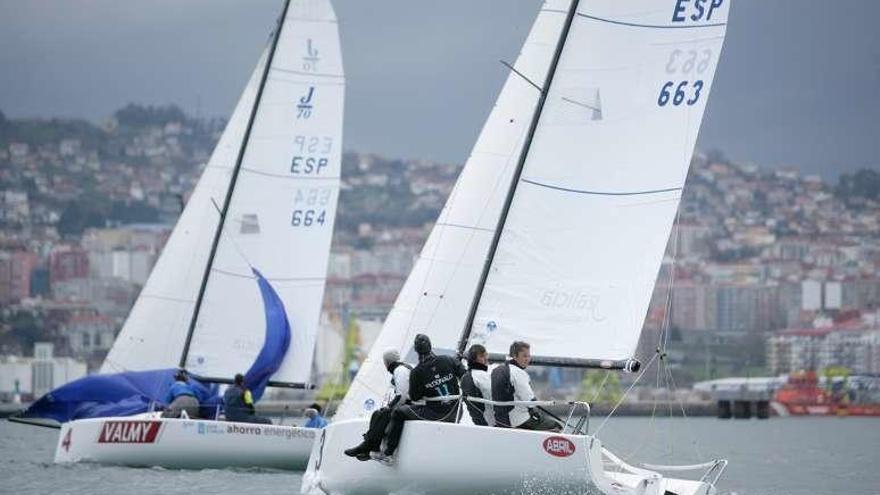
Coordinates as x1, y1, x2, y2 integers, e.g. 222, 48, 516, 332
773, 371, 880, 416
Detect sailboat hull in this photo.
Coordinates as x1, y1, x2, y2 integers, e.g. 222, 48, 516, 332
302, 419, 715, 495
55, 416, 316, 470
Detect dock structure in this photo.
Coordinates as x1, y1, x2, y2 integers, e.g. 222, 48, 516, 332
694, 376, 786, 420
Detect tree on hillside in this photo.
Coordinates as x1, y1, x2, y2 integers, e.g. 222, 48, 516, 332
836, 168, 880, 204
114, 103, 188, 127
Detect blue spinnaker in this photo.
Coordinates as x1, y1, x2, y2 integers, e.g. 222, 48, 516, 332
244, 268, 292, 401
20, 369, 222, 424
21, 268, 292, 423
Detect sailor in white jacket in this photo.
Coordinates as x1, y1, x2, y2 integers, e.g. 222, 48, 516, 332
490, 341, 559, 431
344, 349, 412, 460
461, 344, 494, 426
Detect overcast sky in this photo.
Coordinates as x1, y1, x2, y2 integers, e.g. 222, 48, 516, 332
1, 0, 878, 178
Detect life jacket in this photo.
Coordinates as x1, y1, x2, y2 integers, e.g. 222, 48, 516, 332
462, 362, 490, 426
388, 361, 413, 389
491, 361, 515, 427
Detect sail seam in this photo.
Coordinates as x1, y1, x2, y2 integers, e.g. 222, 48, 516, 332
576, 13, 726, 29
240, 167, 340, 180
211, 267, 327, 282
272, 67, 344, 79
138, 294, 195, 304
435, 222, 496, 233
521, 178, 682, 196
284, 17, 337, 24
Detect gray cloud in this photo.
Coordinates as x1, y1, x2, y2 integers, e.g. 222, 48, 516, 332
1, 0, 877, 178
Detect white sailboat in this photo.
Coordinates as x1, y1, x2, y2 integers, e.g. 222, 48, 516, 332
304, 0, 730, 492
22, 0, 345, 471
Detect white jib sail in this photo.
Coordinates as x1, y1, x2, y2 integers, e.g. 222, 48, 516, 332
104, 0, 344, 386
335, 1, 567, 420
186, 0, 344, 384
102, 50, 266, 374
471, 0, 730, 362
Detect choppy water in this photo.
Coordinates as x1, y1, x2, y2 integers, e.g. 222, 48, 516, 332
3, 417, 879, 494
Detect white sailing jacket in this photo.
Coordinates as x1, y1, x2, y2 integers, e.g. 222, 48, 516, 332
508, 364, 535, 427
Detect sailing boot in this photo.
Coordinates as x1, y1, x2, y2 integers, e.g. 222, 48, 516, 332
344, 441, 372, 461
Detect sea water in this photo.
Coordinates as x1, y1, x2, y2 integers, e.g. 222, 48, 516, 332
3, 417, 878, 495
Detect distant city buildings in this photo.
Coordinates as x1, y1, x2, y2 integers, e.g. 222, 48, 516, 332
1, 111, 877, 381
0, 343, 87, 401
767, 313, 880, 375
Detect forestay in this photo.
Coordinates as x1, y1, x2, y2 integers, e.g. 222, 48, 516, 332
105, 0, 345, 386
335, 1, 566, 420
471, 0, 729, 363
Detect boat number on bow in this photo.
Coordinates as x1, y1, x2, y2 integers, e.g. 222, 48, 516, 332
543, 436, 576, 458
98, 421, 162, 444
61, 428, 72, 452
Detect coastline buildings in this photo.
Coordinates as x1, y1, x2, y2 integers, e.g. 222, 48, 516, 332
0, 343, 86, 401
766, 314, 880, 375
1, 111, 877, 380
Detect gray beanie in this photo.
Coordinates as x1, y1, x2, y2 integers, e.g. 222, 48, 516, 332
382, 349, 400, 368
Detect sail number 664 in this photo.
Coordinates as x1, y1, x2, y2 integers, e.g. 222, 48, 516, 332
657, 80, 704, 107
291, 209, 326, 227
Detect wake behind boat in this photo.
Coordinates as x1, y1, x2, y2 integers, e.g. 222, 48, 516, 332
305, 0, 731, 493
13, 0, 345, 471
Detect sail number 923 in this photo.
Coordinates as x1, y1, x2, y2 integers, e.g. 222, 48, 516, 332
291, 209, 326, 227
657, 80, 704, 107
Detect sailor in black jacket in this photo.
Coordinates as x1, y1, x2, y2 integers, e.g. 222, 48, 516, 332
381, 334, 465, 459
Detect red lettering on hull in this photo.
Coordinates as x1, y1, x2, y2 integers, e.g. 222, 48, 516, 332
542, 436, 576, 458
98, 421, 162, 444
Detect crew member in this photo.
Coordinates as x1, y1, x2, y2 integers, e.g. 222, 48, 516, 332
304, 402, 328, 428
491, 341, 559, 431
224, 373, 272, 424
461, 343, 494, 426
344, 349, 412, 460
162, 370, 200, 419
381, 334, 465, 461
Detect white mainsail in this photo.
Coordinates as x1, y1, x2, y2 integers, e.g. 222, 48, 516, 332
473, 0, 729, 363
104, 0, 345, 386
337, 0, 728, 418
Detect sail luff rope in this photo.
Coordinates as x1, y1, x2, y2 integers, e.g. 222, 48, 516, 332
177, 0, 293, 369
456, 0, 581, 356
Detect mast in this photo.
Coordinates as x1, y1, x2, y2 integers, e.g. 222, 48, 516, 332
456, 0, 581, 357
178, 0, 293, 369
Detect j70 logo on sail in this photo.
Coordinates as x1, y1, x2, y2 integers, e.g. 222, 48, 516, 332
297, 87, 316, 119
302, 39, 319, 72
543, 436, 576, 458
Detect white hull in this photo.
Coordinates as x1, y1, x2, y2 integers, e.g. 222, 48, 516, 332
302, 419, 716, 495
55, 416, 317, 470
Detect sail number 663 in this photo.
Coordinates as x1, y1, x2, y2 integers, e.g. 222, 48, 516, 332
657, 80, 704, 107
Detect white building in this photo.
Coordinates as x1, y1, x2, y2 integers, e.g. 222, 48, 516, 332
0, 343, 87, 400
